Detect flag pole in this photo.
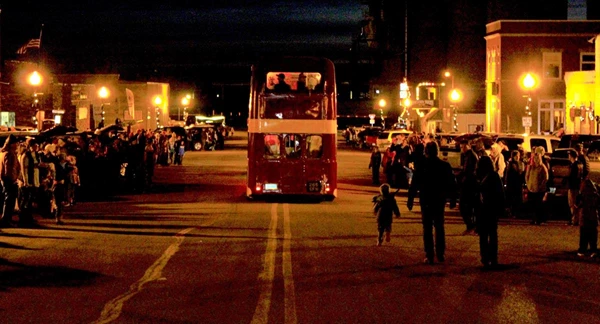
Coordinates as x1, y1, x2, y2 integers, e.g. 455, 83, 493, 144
39, 24, 44, 48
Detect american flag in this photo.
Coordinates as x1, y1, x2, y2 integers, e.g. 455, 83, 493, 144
16, 38, 41, 55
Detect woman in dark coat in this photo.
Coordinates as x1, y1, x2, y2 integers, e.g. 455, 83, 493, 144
476, 155, 505, 268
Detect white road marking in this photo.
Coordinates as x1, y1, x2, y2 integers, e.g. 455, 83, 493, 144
282, 203, 297, 324
251, 204, 279, 324
91, 227, 195, 324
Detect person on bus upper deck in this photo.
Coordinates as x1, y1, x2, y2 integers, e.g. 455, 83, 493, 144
274, 73, 291, 93
297, 72, 307, 92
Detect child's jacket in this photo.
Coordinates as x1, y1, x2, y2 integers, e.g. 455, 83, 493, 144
373, 194, 400, 226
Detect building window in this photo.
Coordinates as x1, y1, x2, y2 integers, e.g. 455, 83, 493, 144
538, 100, 565, 134
581, 53, 595, 71
543, 52, 562, 79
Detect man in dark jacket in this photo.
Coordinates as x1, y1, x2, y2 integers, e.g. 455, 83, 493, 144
568, 150, 583, 226
408, 141, 458, 264
458, 140, 479, 234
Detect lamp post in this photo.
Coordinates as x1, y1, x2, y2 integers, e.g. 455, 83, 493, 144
28, 71, 43, 127
98, 86, 110, 129
444, 71, 455, 89
449, 88, 463, 132
181, 96, 190, 122
520, 73, 538, 134
378, 98, 387, 128
154, 96, 163, 128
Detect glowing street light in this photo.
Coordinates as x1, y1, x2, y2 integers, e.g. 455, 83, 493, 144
180, 96, 190, 121
449, 89, 463, 103
378, 99, 387, 108
154, 95, 163, 127
444, 71, 454, 89
28, 71, 42, 86
449, 89, 463, 132
97, 86, 110, 128
520, 72, 539, 134
28, 71, 43, 126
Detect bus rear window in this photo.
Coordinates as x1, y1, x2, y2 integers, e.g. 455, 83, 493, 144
307, 135, 323, 158
284, 134, 302, 159
264, 134, 281, 159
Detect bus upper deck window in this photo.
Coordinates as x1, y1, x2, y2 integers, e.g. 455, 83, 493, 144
264, 134, 281, 159
307, 135, 323, 158
266, 72, 322, 92
284, 134, 302, 159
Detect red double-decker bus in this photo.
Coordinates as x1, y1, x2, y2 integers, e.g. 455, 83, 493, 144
247, 57, 337, 200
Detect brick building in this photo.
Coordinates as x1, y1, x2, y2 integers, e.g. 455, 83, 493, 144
485, 20, 600, 134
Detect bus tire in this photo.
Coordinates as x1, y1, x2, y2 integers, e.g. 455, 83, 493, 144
322, 195, 335, 202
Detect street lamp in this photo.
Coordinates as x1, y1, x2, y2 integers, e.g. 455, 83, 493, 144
154, 95, 163, 128
98, 86, 110, 128
378, 99, 387, 128
520, 73, 539, 134
444, 71, 454, 89
449, 88, 463, 132
28, 71, 43, 127
181, 96, 190, 122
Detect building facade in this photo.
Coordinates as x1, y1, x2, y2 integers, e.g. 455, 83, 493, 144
53, 75, 170, 131
485, 20, 600, 134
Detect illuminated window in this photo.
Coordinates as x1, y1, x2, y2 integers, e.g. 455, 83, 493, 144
306, 135, 323, 158
543, 52, 562, 79
283, 134, 302, 158
581, 53, 595, 71
264, 134, 281, 159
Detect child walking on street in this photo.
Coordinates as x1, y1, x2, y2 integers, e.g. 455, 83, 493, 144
373, 183, 401, 246
576, 179, 600, 258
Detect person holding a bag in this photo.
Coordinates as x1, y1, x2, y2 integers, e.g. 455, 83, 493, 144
525, 153, 549, 225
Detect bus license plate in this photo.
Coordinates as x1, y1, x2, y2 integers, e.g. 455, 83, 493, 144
265, 183, 278, 191
306, 181, 321, 192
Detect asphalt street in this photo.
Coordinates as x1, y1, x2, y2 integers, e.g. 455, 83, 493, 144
0, 132, 599, 323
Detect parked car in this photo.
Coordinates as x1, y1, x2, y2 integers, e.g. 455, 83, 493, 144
185, 124, 216, 151
557, 134, 600, 150
356, 126, 383, 149
495, 133, 559, 155
376, 129, 411, 151
549, 141, 600, 221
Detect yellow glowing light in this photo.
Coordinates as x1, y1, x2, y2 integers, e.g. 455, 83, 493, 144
154, 96, 163, 106
404, 98, 411, 107
449, 89, 463, 103
378, 99, 387, 108
98, 86, 109, 99
181, 97, 190, 106
523, 73, 536, 89
444, 71, 451, 78
28, 71, 42, 86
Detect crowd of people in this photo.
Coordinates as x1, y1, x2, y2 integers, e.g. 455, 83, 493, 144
0, 128, 189, 228
370, 132, 599, 268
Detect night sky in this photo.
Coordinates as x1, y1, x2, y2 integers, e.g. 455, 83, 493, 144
1, 1, 366, 81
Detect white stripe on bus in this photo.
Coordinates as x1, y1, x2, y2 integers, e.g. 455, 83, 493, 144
248, 119, 337, 134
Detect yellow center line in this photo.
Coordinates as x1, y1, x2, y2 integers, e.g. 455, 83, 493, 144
251, 204, 279, 324
282, 203, 297, 324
